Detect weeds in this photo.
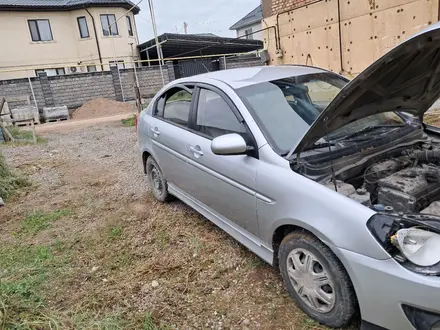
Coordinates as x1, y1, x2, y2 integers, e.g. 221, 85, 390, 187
246, 255, 264, 269
4, 127, 47, 145
9, 127, 33, 140
0, 244, 68, 329
154, 229, 170, 249
20, 209, 72, 235
0, 151, 29, 200
190, 235, 202, 256
108, 226, 123, 238
121, 116, 136, 127
142, 313, 157, 330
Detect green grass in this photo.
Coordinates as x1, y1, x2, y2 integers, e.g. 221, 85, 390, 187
121, 116, 136, 127
0, 151, 30, 200
246, 255, 264, 269
108, 225, 123, 238
154, 229, 170, 249
0, 243, 68, 329
2, 126, 47, 146
9, 126, 34, 140
142, 313, 173, 330
21, 209, 72, 235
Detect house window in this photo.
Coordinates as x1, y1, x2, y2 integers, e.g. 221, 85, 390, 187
28, 19, 53, 41
87, 65, 97, 72
109, 60, 125, 70
77, 16, 89, 38
100, 14, 118, 36
126, 16, 133, 36
35, 68, 65, 76
245, 28, 253, 40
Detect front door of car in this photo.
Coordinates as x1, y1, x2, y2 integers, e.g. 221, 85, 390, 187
183, 85, 259, 237
149, 85, 197, 191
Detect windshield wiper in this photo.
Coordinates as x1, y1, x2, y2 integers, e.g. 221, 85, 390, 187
336, 124, 405, 141
303, 141, 337, 151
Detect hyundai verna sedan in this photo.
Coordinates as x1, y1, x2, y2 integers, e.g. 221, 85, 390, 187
137, 23, 440, 330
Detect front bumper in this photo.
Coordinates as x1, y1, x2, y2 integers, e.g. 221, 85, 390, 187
335, 248, 440, 330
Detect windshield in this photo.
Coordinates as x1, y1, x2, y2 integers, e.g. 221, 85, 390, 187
236, 72, 405, 155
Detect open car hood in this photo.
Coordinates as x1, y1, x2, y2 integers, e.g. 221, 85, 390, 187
290, 22, 440, 156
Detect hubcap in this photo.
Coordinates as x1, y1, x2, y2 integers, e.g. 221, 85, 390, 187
286, 248, 335, 313
149, 166, 163, 195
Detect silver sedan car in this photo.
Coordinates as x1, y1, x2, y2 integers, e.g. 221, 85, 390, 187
137, 24, 440, 330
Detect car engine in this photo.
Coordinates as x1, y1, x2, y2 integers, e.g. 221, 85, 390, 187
315, 142, 440, 216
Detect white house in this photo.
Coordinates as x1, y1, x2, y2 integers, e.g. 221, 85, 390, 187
229, 5, 262, 41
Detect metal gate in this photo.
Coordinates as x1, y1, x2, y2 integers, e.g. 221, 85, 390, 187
173, 59, 220, 79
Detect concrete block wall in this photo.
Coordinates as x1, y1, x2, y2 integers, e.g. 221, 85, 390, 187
0, 77, 45, 109
126, 65, 172, 99
219, 56, 263, 70
49, 71, 116, 109
0, 61, 257, 113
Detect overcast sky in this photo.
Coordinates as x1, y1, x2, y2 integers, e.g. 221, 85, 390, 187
135, 0, 260, 43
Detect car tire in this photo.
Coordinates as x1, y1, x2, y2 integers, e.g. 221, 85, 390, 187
146, 156, 173, 202
279, 231, 358, 328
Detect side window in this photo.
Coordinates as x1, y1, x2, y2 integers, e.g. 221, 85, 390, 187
158, 88, 193, 127
196, 89, 246, 139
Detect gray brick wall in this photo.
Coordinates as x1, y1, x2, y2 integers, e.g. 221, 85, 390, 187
220, 56, 263, 70
0, 78, 45, 110
119, 65, 171, 100
0, 60, 259, 113
48, 71, 116, 109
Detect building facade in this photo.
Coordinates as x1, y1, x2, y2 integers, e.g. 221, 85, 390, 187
0, 0, 140, 80
229, 5, 263, 40
262, 0, 439, 76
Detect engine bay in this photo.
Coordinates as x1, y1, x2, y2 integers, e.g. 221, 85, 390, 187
297, 134, 440, 216
293, 132, 440, 273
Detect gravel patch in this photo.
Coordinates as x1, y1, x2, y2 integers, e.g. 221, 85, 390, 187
2, 124, 147, 198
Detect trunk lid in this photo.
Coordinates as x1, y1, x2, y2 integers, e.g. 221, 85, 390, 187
291, 22, 440, 155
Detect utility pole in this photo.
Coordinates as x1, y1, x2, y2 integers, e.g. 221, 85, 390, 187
184, 21, 188, 34
147, 0, 164, 85
129, 42, 141, 112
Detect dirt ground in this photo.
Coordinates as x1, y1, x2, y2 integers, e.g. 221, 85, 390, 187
0, 121, 341, 329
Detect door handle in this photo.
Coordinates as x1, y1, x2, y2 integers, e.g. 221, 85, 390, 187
151, 127, 160, 136
189, 145, 203, 157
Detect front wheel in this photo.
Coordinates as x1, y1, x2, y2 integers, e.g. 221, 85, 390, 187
279, 231, 358, 328
146, 156, 173, 202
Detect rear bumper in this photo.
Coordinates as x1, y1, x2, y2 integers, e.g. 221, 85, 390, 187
335, 248, 440, 330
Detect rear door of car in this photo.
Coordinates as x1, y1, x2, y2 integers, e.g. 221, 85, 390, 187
148, 84, 197, 190
182, 84, 260, 236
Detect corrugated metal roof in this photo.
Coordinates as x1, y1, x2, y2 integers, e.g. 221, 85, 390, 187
138, 33, 263, 60
229, 5, 262, 31
0, 0, 140, 13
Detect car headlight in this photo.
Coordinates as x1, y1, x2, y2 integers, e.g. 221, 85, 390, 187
391, 228, 440, 266
367, 213, 440, 275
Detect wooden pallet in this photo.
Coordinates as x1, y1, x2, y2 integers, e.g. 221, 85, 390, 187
14, 120, 40, 127
46, 117, 69, 123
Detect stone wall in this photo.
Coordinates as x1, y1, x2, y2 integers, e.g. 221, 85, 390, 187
262, 0, 318, 17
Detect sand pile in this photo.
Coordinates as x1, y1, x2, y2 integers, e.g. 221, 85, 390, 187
72, 98, 135, 120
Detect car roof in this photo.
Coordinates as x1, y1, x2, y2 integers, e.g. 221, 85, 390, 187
178, 65, 327, 89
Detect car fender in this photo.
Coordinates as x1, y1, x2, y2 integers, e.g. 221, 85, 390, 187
256, 146, 389, 260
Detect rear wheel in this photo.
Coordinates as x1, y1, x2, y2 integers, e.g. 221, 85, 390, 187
279, 231, 357, 328
146, 156, 173, 202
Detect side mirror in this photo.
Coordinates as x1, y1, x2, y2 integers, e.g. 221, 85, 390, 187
211, 133, 248, 156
